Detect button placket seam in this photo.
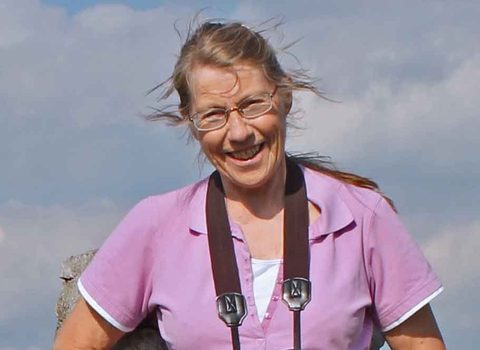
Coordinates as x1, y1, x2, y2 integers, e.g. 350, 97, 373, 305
260, 259, 283, 332
234, 228, 264, 335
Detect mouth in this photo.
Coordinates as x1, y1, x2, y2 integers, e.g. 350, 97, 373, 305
228, 143, 264, 160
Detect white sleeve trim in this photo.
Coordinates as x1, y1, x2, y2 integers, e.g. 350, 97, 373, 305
77, 278, 135, 333
381, 286, 444, 332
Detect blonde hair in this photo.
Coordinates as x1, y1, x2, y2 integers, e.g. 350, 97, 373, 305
147, 20, 395, 210
147, 20, 322, 124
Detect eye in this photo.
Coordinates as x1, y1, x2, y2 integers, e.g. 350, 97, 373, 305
240, 96, 266, 108
239, 94, 271, 115
194, 109, 226, 129
199, 109, 225, 121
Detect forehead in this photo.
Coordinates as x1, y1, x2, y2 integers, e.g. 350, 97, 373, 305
188, 63, 271, 101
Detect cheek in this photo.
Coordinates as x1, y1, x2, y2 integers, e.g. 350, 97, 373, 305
197, 133, 223, 154
266, 116, 287, 139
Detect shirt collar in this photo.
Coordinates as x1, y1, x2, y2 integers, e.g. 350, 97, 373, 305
187, 178, 209, 235
188, 166, 354, 239
302, 166, 354, 239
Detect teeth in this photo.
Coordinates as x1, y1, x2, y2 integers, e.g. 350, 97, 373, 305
231, 144, 261, 160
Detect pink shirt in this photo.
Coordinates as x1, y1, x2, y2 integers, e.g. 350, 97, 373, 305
79, 166, 442, 349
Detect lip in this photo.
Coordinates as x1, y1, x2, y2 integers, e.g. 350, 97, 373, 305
226, 143, 265, 163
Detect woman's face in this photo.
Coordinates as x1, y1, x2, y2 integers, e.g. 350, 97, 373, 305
189, 63, 289, 192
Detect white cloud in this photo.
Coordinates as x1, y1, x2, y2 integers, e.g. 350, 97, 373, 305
1, 2, 179, 128
0, 199, 128, 326
0, 1, 201, 205
422, 219, 480, 293
0, 196, 138, 347
288, 37, 480, 174
414, 219, 480, 334
0, 225, 5, 245
73, 4, 136, 34
0, 0, 48, 48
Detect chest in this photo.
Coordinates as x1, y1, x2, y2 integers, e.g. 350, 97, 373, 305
150, 226, 373, 350
238, 201, 322, 259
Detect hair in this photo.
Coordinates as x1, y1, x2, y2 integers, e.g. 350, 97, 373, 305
147, 19, 396, 211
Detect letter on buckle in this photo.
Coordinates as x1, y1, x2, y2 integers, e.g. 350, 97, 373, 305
282, 278, 311, 311
216, 292, 247, 327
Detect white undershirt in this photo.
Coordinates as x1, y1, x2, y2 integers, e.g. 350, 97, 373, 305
251, 258, 281, 321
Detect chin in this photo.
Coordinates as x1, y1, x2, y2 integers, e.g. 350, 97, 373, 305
215, 154, 286, 192
223, 169, 276, 191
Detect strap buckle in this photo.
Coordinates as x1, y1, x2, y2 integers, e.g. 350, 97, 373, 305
216, 292, 248, 327
282, 277, 311, 311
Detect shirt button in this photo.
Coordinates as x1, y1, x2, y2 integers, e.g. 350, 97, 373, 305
272, 295, 279, 301
265, 312, 272, 319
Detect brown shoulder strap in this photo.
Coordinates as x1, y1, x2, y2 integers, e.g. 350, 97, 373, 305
206, 171, 245, 350
284, 157, 310, 280
282, 159, 311, 350
206, 171, 243, 296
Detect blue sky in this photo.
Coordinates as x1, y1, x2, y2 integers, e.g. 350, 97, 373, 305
41, 0, 238, 15
42, 0, 165, 13
1, 0, 479, 349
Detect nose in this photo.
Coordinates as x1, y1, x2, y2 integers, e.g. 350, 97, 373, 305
225, 109, 252, 142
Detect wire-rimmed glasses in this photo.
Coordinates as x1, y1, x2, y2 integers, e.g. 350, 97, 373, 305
189, 87, 277, 131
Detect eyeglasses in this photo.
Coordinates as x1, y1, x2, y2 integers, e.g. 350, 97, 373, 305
189, 87, 277, 131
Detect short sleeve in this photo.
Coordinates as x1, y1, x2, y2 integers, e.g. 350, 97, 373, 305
366, 197, 443, 332
78, 197, 158, 332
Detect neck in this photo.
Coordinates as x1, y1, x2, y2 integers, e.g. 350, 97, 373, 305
222, 160, 287, 221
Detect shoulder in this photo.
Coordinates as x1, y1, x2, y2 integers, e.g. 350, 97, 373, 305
136, 177, 209, 219
302, 166, 385, 218
102, 177, 209, 244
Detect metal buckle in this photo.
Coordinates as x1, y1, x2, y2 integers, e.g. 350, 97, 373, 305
282, 277, 311, 311
216, 292, 248, 327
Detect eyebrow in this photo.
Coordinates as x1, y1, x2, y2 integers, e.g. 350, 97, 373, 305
196, 91, 269, 111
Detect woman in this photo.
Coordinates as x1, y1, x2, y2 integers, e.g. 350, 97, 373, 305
54, 21, 446, 349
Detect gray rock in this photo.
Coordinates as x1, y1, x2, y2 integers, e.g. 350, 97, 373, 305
55, 250, 97, 332
55, 250, 167, 349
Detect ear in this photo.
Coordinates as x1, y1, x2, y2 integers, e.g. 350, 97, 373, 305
187, 121, 200, 140
180, 105, 199, 140
191, 128, 200, 141
281, 90, 293, 116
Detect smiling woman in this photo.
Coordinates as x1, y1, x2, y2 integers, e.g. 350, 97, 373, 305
53, 20, 446, 350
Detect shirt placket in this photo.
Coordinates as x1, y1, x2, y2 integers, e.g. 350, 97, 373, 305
231, 225, 268, 350
260, 258, 284, 333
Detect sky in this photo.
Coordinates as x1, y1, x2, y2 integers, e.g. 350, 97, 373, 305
1, 0, 479, 348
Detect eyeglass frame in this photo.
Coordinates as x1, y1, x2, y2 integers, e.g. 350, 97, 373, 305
188, 86, 278, 132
